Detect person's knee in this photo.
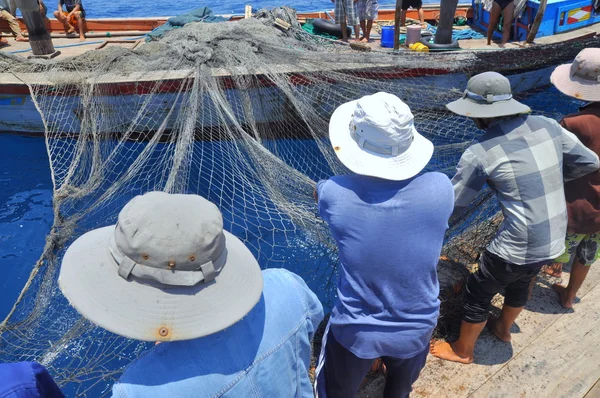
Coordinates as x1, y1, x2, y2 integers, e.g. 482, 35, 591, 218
53, 10, 61, 18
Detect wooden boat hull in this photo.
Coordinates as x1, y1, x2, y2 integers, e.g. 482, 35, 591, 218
0, 66, 556, 136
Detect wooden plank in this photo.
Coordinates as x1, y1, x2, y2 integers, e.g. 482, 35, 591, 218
472, 279, 600, 398
410, 262, 600, 397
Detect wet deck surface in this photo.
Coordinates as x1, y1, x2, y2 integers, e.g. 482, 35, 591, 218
359, 261, 600, 397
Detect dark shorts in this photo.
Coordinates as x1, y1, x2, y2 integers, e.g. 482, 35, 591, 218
494, 0, 514, 11
463, 251, 547, 323
315, 327, 428, 398
401, 0, 423, 10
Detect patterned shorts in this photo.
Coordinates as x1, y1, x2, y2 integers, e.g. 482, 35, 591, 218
357, 0, 379, 20
335, 0, 359, 26
555, 233, 600, 266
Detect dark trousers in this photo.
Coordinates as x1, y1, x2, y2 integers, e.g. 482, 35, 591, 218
463, 250, 547, 323
315, 328, 428, 398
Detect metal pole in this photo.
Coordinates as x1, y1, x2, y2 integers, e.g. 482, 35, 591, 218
394, 0, 403, 50
14, 0, 57, 56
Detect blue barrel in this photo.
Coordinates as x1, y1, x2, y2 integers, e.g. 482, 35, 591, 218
381, 26, 395, 48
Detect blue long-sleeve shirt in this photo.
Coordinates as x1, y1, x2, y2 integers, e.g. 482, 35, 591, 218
112, 269, 324, 398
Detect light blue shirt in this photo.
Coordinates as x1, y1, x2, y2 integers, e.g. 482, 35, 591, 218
318, 173, 454, 359
111, 269, 324, 398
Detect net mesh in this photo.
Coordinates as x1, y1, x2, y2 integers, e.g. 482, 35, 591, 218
0, 16, 597, 396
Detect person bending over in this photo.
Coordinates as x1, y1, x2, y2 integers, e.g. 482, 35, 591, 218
315, 92, 454, 397
58, 192, 323, 398
54, 0, 85, 41
430, 72, 599, 364
546, 48, 600, 308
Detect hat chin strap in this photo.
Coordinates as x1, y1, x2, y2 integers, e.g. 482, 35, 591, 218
108, 235, 227, 287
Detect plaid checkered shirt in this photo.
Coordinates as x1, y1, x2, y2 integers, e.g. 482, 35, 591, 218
452, 115, 600, 265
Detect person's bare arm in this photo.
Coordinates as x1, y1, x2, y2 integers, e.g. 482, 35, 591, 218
57, 1, 62, 14
68, 3, 80, 17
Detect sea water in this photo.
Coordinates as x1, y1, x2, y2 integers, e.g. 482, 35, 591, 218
0, 135, 53, 321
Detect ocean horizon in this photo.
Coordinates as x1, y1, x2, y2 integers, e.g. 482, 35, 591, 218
36, 0, 409, 19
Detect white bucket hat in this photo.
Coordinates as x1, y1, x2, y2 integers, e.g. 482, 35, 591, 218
59, 192, 263, 342
329, 92, 434, 181
446, 71, 531, 118
551, 48, 600, 102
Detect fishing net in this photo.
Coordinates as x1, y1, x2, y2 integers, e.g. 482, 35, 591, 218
0, 16, 597, 396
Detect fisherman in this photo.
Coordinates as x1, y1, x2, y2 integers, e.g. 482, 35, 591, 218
314, 92, 454, 397
358, 0, 378, 42
430, 72, 600, 364
58, 192, 324, 397
331, 0, 360, 42
400, 0, 425, 27
0, 0, 28, 43
0, 362, 64, 397
487, 0, 514, 47
53, 0, 86, 41
546, 48, 600, 308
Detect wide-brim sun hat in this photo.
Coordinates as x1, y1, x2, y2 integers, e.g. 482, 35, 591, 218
329, 92, 434, 181
446, 71, 531, 118
59, 192, 263, 342
551, 48, 600, 102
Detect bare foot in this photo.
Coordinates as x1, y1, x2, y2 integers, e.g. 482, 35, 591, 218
0, 38, 9, 47
543, 263, 563, 278
15, 35, 28, 42
430, 340, 473, 364
66, 27, 76, 34
486, 316, 511, 342
79, 35, 86, 42
360, 37, 369, 43
553, 284, 573, 309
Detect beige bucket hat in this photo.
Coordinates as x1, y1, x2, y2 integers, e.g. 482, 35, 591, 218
446, 71, 531, 118
551, 48, 600, 102
329, 92, 434, 181
59, 192, 263, 342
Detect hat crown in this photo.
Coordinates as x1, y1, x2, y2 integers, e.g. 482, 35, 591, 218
114, 192, 226, 273
466, 71, 512, 98
352, 92, 415, 154
570, 48, 600, 82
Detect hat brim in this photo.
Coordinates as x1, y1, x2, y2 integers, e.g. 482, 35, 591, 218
551, 63, 600, 102
446, 97, 531, 119
329, 101, 434, 181
59, 226, 263, 342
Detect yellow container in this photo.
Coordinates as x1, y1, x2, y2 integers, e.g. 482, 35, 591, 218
409, 42, 430, 52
